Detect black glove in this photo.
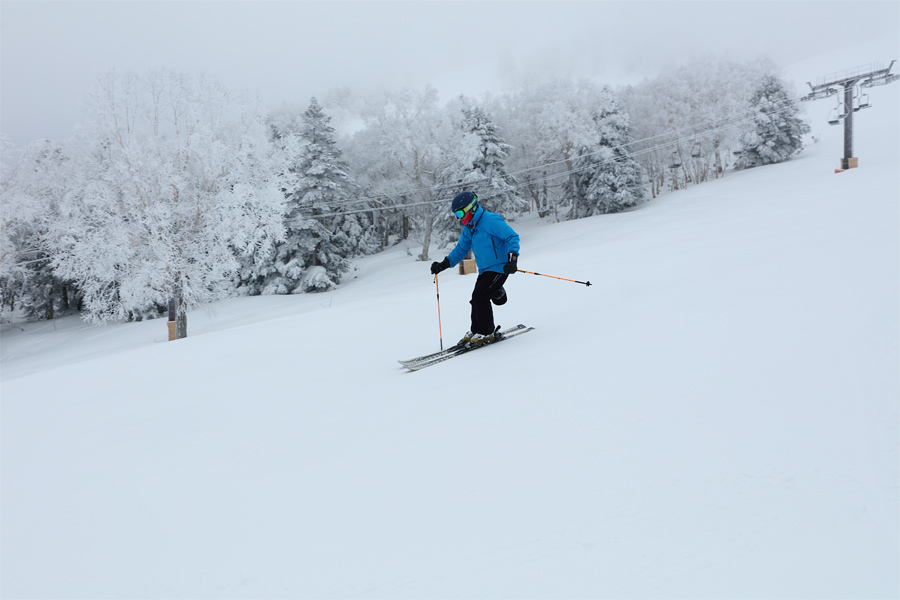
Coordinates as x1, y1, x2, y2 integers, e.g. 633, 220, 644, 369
430, 258, 450, 275
503, 252, 518, 274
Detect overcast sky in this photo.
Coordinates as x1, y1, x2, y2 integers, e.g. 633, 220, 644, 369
2, 1, 898, 147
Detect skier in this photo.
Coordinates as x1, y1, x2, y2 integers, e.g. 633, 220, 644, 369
430, 191, 520, 347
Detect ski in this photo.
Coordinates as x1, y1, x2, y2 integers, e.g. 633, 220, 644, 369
399, 324, 534, 371
398, 324, 527, 366
397, 343, 464, 367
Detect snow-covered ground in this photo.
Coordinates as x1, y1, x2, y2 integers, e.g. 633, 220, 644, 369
2, 51, 898, 598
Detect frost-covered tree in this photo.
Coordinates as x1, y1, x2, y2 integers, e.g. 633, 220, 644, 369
619, 58, 780, 193
489, 79, 604, 219
261, 98, 356, 293
343, 111, 404, 249
0, 139, 81, 321
1, 138, 43, 311
734, 75, 810, 169
568, 90, 646, 218
48, 70, 286, 338
1, 139, 44, 284
459, 104, 525, 217
351, 86, 466, 261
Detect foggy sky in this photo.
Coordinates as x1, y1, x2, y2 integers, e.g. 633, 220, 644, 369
2, 0, 898, 148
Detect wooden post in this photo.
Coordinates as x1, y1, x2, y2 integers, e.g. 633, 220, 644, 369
167, 297, 177, 341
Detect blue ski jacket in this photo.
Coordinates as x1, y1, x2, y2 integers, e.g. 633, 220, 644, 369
446, 206, 520, 274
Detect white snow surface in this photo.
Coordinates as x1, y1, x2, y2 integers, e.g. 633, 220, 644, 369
2, 68, 899, 600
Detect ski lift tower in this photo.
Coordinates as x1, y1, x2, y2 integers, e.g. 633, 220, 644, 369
801, 60, 898, 170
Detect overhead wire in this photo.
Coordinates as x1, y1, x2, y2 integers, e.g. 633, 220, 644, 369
301, 94, 811, 219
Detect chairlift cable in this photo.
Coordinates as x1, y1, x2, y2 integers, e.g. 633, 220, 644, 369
303, 96, 812, 219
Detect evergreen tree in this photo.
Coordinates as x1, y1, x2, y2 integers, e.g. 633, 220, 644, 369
17, 260, 83, 321
568, 91, 646, 218
735, 75, 810, 169
265, 98, 355, 293
460, 105, 526, 217
335, 210, 381, 257
1, 139, 82, 321
428, 103, 526, 251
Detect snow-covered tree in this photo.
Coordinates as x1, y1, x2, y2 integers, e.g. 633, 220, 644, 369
734, 75, 810, 169
261, 98, 356, 294
568, 89, 646, 218
48, 70, 286, 337
459, 104, 525, 217
350, 86, 467, 261
489, 79, 604, 219
619, 58, 781, 193
0, 139, 81, 321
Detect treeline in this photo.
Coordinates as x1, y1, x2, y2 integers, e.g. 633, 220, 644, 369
0, 58, 809, 333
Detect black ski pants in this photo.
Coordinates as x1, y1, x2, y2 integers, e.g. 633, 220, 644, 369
470, 271, 508, 335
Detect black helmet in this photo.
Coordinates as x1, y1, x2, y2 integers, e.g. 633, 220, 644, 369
451, 191, 478, 221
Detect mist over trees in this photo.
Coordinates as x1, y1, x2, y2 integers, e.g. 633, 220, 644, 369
619, 58, 785, 194
1, 57, 810, 329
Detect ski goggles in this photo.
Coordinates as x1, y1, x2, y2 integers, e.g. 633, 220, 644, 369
454, 197, 478, 219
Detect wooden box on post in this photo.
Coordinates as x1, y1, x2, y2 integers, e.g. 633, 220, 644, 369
458, 251, 476, 275
459, 259, 477, 275
167, 298, 177, 341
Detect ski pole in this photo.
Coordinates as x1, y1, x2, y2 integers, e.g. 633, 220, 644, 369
434, 274, 444, 350
518, 269, 592, 287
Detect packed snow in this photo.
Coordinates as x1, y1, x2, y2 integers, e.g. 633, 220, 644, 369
2, 58, 898, 600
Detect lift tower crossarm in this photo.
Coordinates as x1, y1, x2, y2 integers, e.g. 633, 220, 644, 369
803, 60, 898, 169
809, 61, 896, 90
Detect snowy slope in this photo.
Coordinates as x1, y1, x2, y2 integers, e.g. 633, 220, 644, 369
2, 62, 898, 599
